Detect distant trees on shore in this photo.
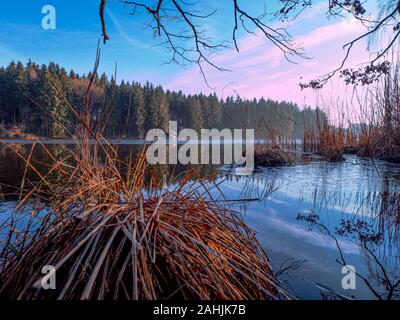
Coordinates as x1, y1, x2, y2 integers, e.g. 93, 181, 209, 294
0, 60, 323, 139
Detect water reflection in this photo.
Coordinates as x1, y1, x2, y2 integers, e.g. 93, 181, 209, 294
219, 156, 400, 299
0, 143, 223, 199
1, 143, 400, 299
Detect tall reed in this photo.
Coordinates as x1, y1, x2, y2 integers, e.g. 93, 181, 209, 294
0, 48, 288, 300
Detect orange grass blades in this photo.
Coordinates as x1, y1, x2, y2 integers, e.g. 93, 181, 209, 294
0, 45, 288, 300
0, 143, 289, 300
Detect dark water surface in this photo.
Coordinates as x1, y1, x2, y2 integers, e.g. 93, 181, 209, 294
1, 141, 399, 300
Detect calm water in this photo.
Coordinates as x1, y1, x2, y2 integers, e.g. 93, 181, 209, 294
1, 141, 399, 300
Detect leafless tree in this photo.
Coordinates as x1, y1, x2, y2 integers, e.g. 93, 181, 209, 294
279, 0, 400, 88
99, 0, 303, 87
98, 1, 400, 88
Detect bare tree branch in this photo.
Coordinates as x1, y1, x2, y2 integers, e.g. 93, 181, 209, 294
99, 0, 302, 88
99, 0, 110, 44
98, 1, 400, 89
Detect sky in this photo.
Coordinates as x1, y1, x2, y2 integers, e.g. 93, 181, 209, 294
0, 0, 379, 110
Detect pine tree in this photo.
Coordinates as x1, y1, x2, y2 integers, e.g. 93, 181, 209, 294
201, 93, 221, 129
132, 85, 146, 138
0, 60, 323, 140
144, 81, 155, 131
3, 61, 28, 125
154, 85, 169, 132
187, 96, 203, 133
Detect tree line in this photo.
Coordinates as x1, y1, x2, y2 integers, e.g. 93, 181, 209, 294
0, 61, 323, 139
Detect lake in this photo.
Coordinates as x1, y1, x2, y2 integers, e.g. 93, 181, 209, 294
1, 140, 399, 300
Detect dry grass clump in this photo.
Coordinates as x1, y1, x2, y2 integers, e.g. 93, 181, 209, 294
0, 136, 288, 300
0, 51, 289, 299
254, 144, 293, 167
0, 124, 37, 140
302, 123, 400, 162
319, 147, 344, 162
303, 124, 348, 162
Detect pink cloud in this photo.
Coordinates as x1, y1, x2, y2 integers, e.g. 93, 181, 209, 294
164, 17, 372, 109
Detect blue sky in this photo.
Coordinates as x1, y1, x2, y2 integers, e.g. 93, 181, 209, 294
0, 0, 377, 109
0, 1, 258, 81
0, 0, 179, 83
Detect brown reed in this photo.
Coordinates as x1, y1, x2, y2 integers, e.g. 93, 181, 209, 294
0, 135, 289, 299
0, 79, 288, 300
0, 46, 289, 300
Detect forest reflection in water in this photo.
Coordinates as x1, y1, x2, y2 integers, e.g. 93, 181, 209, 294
0, 142, 400, 299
